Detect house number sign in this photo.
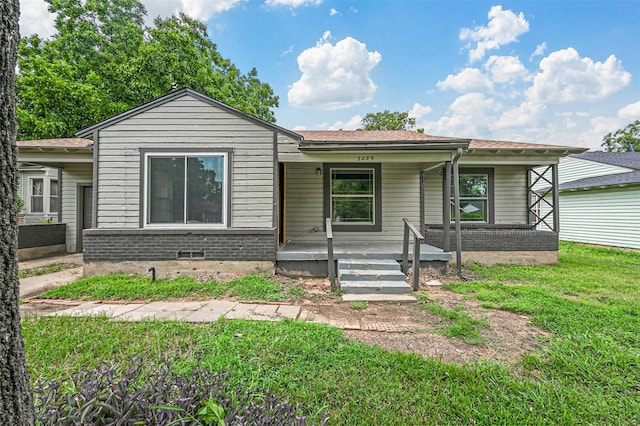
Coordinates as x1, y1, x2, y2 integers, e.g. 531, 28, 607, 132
356, 155, 374, 161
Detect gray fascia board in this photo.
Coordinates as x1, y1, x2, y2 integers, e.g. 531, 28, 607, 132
298, 140, 470, 151
76, 88, 302, 140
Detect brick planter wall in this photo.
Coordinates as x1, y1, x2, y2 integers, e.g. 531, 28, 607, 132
425, 228, 558, 251
83, 228, 276, 262
18, 224, 66, 249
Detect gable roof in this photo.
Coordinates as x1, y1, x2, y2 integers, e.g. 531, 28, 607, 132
569, 151, 640, 170
76, 88, 301, 140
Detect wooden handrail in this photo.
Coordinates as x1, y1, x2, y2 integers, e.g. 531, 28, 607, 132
326, 218, 336, 291
402, 218, 424, 291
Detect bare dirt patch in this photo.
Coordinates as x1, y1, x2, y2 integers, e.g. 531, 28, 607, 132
295, 275, 549, 366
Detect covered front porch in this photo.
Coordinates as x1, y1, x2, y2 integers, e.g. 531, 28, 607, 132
276, 240, 451, 277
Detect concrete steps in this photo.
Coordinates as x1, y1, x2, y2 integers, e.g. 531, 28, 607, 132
338, 258, 412, 295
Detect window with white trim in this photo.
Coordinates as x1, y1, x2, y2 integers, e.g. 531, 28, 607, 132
50, 179, 59, 213
452, 173, 489, 222
324, 163, 382, 232
144, 153, 227, 226
30, 178, 44, 213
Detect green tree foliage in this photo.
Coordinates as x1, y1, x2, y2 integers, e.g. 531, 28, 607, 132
16, 0, 279, 140
601, 119, 640, 152
361, 110, 417, 131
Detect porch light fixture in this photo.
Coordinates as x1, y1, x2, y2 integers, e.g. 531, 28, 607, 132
316, 167, 322, 176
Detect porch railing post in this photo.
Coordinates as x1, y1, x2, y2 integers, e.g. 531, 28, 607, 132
326, 218, 336, 291
402, 220, 410, 274
412, 234, 422, 291
403, 218, 424, 291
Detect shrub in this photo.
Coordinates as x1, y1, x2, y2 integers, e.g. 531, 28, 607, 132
33, 357, 327, 425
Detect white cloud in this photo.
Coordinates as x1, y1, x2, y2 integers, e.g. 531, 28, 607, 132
328, 115, 363, 130
409, 103, 432, 120
330, 8, 338, 16
436, 68, 493, 92
530, 42, 547, 61
265, 0, 322, 7
618, 101, 640, 120
418, 93, 500, 137
527, 48, 631, 104
19, 0, 57, 38
460, 5, 529, 62
484, 55, 528, 83
493, 101, 545, 130
288, 32, 382, 109
143, 0, 241, 22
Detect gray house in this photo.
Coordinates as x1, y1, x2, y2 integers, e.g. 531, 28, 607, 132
551, 152, 640, 249
17, 89, 586, 283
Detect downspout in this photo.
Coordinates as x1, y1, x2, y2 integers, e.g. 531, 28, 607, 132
419, 171, 425, 237
452, 148, 465, 280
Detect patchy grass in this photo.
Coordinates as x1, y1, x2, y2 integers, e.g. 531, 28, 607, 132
348, 301, 368, 310
22, 242, 640, 424
422, 304, 488, 345
39, 274, 305, 303
18, 262, 81, 279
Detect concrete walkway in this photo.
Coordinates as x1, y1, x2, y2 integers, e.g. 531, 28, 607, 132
45, 300, 304, 323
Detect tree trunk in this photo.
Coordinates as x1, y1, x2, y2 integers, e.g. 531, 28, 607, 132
0, 0, 36, 424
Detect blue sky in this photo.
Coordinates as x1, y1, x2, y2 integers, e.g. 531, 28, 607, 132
20, 0, 640, 150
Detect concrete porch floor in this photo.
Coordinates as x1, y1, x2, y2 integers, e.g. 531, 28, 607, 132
276, 242, 453, 262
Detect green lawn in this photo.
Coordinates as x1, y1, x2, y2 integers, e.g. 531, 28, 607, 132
39, 273, 305, 302
23, 242, 640, 424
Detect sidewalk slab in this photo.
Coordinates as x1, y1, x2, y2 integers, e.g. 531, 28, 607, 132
20, 267, 83, 298
48, 302, 143, 318
276, 305, 301, 319
225, 303, 261, 320
182, 300, 237, 323
117, 301, 206, 321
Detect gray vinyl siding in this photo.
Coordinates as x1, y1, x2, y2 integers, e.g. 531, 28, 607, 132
424, 165, 528, 224
95, 95, 276, 229
558, 186, 640, 249
60, 164, 93, 252
285, 163, 421, 243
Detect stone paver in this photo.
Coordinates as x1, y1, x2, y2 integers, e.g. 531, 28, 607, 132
48, 302, 144, 318
225, 303, 261, 320
42, 299, 420, 332
182, 300, 237, 323
117, 301, 206, 321
276, 304, 300, 319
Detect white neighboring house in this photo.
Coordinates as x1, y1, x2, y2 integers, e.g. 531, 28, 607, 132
554, 151, 640, 249
18, 163, 61, 224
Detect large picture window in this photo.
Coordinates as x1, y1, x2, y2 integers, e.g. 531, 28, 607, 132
144, 153, 227, 226
324, 163, 381, 232
451, 169, 494, 223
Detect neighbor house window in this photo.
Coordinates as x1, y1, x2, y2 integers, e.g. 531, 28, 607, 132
30, 178, 43, 213
451, 169, 493, 222
50, 180, 59, 213
144, 153, 228, 226
324, 163, 381, 232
